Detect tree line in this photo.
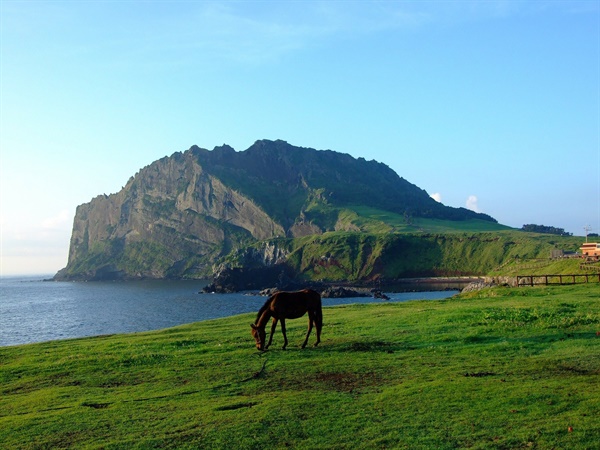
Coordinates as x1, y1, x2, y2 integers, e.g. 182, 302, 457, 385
521, 224, 573, 236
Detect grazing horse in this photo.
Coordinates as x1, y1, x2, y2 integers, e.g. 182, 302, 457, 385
250, 289, 322, 351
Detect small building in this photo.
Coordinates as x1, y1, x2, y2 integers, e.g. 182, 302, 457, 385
580, 242, 600, 260
551, 249, 577, 259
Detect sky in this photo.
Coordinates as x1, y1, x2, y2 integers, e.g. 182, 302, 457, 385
1, 0, 599, 276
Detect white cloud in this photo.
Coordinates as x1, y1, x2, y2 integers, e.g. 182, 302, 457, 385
466, 195, 480, 213
431, 192, 442, 203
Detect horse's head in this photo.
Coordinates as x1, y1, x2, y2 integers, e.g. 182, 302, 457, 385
250, 323, 266, 351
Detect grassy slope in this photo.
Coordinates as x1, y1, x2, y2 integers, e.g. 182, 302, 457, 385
2, 284, 599, 449
342, 205, 513, 234
277, 229, 584, 282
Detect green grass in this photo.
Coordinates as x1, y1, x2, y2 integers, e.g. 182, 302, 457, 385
490, 257, 600, 277
2, 284, 599, 449
346, 205, 514, 233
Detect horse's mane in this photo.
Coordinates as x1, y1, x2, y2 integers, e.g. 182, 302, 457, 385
255, 295, 274, 323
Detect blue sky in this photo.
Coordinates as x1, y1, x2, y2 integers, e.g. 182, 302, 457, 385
1, 1, 599, 275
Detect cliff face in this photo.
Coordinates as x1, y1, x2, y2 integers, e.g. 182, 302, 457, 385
55, 139, 497, 281
58, 150, 284, 280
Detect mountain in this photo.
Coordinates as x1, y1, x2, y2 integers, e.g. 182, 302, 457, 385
55, 139, 498, 281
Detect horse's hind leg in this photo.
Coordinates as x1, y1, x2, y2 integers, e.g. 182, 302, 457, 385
301, 313, 314, 349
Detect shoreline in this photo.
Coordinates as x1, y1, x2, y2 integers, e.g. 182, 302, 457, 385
320, 276, 482, 292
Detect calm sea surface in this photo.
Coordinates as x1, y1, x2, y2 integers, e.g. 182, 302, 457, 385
0, 276, 457, 347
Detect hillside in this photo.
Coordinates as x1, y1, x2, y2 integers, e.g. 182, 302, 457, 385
55, 140, 501, 281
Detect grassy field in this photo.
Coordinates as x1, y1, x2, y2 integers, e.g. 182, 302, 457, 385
1, 284, 599, 449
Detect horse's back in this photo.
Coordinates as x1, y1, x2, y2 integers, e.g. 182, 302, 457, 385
289, 289, 321, 309
271, 289, 321, 315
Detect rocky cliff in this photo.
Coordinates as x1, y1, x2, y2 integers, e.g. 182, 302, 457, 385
55, 139, 497, 281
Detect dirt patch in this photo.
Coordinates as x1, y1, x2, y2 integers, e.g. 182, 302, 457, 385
312, 371, 383, 393
342, 341, 396, 353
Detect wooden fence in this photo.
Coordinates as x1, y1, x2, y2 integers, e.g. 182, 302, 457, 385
580, 261, 600, 273
517, 274, 600, 287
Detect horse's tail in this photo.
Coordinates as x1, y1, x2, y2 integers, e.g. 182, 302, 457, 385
311, 291, 323, 346
309, 289, 323, 328
314, 305, 323, 329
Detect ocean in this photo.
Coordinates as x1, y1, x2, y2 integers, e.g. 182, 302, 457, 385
0, 276, 457, 347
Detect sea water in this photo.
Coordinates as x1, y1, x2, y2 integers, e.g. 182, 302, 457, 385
0, 276, 457, 347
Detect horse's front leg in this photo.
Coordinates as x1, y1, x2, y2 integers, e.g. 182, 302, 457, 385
280, 318, 288, 350
265, 317, 278, 349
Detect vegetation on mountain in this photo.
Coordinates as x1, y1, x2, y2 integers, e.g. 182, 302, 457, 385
192, 140, 496, 226
2, 284, 599, 448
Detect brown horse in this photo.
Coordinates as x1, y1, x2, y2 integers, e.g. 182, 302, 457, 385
250, 289, 322, 351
